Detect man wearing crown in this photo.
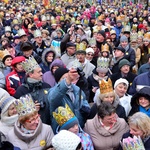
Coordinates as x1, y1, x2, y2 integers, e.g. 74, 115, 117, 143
14, 56, 51, 125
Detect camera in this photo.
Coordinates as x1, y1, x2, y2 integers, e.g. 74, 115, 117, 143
74, 25, 79, 31
76, 67, 85, 77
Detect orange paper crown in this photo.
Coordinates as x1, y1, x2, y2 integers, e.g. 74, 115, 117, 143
101, 43, 109, 52
99, 78, 113, 94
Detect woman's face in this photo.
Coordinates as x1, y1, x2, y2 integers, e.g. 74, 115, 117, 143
23, 114, 40, 130
138, 97, 150, 109
68, 124, 79, 134
115, 83, 128, 98
143, 40, 149, 46
101, 113, 117, 127
4, 57, 13, 66
86, 52, 94, 61
103, 95, 114, 104
46, 52, 54, 62
8, 103, 17, 116
130, 124, 144, 138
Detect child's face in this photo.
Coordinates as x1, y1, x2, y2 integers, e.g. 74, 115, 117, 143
76, 37, 81, 43
101, 51, 108, 57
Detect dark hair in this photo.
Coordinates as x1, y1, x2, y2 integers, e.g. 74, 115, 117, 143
76, 142, 83, 150
97, 101, 116, 119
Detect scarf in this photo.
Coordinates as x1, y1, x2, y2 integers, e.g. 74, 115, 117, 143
20, 125, 35, 134
124, 44, 130, 52
1, 114, 18, 126
139, 106, 150, 117
93, 73, 108, 82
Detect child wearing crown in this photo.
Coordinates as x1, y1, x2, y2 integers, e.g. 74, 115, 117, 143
53, 104, 94, 150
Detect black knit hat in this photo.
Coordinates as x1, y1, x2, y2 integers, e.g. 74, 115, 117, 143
20, 42, 33, 51
97, 30, 106, 38
54, 67, 69, 83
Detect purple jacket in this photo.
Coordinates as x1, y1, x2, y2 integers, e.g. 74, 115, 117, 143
42, 59, 64, 87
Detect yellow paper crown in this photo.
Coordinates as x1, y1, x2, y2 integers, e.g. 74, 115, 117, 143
130, 33, 138, 42
15, 94, 36, 117
144, 32, 150, 40
0, 49, 11, 61
132, 24, 138, 31
76, 43, 86, 51
101, 43, 109, 52
53, 104, 75, 126
21, 56, 40, 74
99, 78, 113, 94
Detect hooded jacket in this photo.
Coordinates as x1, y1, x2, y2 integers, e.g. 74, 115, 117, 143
42, 59, 65, 87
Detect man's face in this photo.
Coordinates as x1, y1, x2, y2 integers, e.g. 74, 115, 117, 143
29, 67, 43, 81
96, 33, 104, 42
23, 49, 33, 58
117, 22, 122, 27
120, 41, 128, 48
35, 36, 42, 44
114, 49, 124, 58
67, 46, 76, 55
42, 21, 47, 26
76, 53, 86, 63
20, 35, 28, 42
120, 65, 130, 74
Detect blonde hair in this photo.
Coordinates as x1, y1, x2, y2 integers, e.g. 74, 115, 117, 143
19, 111, 38, 124
128, 112, 150, 137
99, 91, 116, 101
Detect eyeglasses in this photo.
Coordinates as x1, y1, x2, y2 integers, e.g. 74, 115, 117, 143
87, 53, 94, 56
26, 114, 40, 124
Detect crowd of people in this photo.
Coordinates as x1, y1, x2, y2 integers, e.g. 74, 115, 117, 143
0, 0, 150, 149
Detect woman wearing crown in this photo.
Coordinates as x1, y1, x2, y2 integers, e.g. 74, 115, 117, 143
89, 78, 126, 120
84, 101, 129, 150
7, 95, 54, 150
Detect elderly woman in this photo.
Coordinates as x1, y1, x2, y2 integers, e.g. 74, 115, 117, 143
114, 78, 132, 117
89, 79, 126, 119
129, 87, 150, 117
119, 112, 150, 150
7, 95, 54, 150
84, 101, 129, 150
0, 88, 18, 138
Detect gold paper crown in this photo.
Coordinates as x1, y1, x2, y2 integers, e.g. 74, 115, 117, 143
15, 94, 36, 117
130, 33, 138, 42
71, 17, 75, 23
53, 104, 75, 126
76, 43, 86, 51
75, 20, 81, 24
98, 14, 105, 21
21, 56, 40, 74
101, 43, 109, 52
138, 31, 143, 37
144, 32, 150, 40
83, 19, 88, 25
132, 24, 138, 31
60, 16, 64, 21
99, 78, 113, 94
116, 16, 122, 21
123, 25, 131, 32
0, 49, 11, 61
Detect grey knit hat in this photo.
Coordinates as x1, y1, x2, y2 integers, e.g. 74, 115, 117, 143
120, 35, 128, 43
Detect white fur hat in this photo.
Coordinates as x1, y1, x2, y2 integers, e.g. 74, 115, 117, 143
52, 130, 81, 150
114, 78, 129, 89
86, 48, 94, 54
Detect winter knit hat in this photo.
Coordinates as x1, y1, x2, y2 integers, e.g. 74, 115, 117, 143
0, 88, 16, 114
97, 30, 106, 38
114, 78, 129, 89
52, 130, 81, 150
54, 67, 69, 83
119, 59, 131, 69
120, 35, 128, 43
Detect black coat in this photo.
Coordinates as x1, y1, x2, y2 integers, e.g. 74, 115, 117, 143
110, 71, 137, 90
14, 78, 51, 125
